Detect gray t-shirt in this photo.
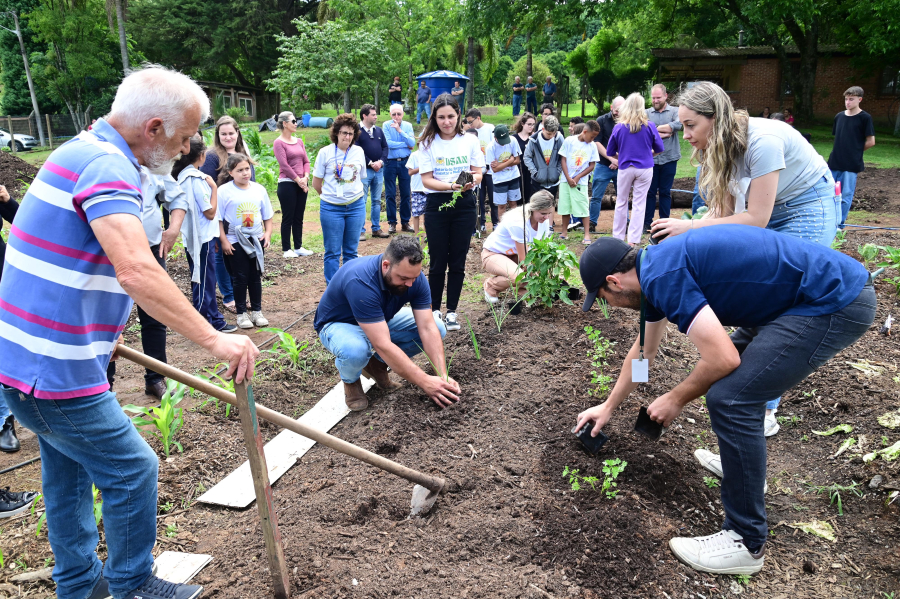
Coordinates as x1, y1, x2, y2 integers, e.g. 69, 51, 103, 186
738, 118, 828, 205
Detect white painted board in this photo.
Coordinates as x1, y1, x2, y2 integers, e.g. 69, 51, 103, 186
154, 551, 212, 583
197, 377, 374, 508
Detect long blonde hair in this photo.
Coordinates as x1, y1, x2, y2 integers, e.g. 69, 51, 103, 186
618, 93, 649, 133
501, 189, 555, 224
676, 81, 749, 217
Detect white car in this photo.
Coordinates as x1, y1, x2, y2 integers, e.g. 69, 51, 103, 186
0, 128, 38, 151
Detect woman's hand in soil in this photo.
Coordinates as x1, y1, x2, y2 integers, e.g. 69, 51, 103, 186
650, 218, 690, 240
420, 375, 460, 408
575, 403, 613, 437
647, 393, 684, 427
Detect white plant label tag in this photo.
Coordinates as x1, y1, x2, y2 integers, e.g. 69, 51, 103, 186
632, 358, 649, 383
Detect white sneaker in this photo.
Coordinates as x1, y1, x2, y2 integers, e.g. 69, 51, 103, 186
283, 250, 296, 259
236, 313, 253, 329
694, 448, 768, 493
484, 289, 499, 304
669, 530, 765, 575
250, 311, 269, 327
445, 311, 461, 331
433, 310, 443, 322
294, 247, 314, 256
764, 410, 780, 437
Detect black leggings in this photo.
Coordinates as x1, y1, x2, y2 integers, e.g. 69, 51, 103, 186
224, 244, 263, 314
477, 174, 499, 227
424, 190, 476, 312
277, 181, 308, 251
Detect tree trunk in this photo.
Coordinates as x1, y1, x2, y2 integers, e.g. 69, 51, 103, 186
343, 87, 351, 114
115, 0, 129, 72
374, 83, 380, 115
408, 64, 414, 106
11, 12, 45, 146
525, 32, 532, 79
466, 36, 475, 110
581, 78, 585, 118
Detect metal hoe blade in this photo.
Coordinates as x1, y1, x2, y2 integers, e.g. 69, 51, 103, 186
410, 482, 443, 517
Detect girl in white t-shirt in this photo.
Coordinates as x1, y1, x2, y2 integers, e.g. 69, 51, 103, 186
418, 94, 485, 331
217, 153, 274, 329
481, 190, 554, 303
406, 150, 426, 235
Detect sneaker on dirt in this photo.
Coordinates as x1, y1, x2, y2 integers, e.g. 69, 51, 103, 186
567, 220, 583, 231
0, 487, 38, 518
250, 311, 269, 327
282, 249, 296, 259
764, 410, 780, 437
125, 575, 202, 599
236, 313, 252, 329
294, 247, 314, 256
694, 448, 768, 493
669, 530, 765, 575
445, 312, 461, 331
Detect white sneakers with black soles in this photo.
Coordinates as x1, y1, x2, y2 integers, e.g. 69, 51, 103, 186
669, 530, 765, 575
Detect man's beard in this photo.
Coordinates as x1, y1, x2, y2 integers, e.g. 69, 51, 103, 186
620, 288, 642, 310
382, 270, 407, 296
146, 142, 179, 175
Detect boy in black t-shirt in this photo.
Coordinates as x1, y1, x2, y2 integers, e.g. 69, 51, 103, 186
827, 86, 876, 228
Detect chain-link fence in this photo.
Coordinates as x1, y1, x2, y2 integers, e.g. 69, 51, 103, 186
0, 113, 86, 152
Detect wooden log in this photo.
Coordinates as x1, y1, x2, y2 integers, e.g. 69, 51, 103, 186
45, 114, 53, 149
7, 116, 15, 153
235, 381, 291, 599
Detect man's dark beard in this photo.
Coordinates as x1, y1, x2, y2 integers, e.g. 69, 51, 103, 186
382, 270, 407, 296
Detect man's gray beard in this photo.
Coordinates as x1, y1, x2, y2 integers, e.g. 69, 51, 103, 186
146, 143, 179, 175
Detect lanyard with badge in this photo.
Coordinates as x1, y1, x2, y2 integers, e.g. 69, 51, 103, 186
335, 145, 355, 199
632, 249, 650, 383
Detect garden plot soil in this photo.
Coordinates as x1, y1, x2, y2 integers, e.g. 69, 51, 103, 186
3, 225, 900, 598
0, 151, 38, 196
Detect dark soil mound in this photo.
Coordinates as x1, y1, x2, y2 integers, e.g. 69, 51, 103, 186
0, 151, 39, 196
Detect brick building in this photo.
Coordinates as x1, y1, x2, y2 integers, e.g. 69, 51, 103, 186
652, 45, 898, 126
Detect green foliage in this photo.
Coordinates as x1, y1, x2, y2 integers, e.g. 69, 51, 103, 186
260, 327, 310, 370
31, 493, 46, 537
562, 466, 600, 492
199, 363, 235, 417
488, 291, 519, 333
242, 127, 279, 194
0, 2, 63, 115
878, 245, 900, 270
415, 343, 454, 382
807, 481, 863, 516
734, 574, 751, 586
516, 237, 579, 308
562, 459, 627, 498
858, 243, 879, 267
504, 56, 551, 97
830, 230, 846, 250
776, 414, 802, 428
585, 325, 616, 399
122, 381, 188, 457
166, 523, 178, 537
92, 485, 102, 525
703, 476, 720, 488
465, 316, 481, 360
226, 106, 248, 122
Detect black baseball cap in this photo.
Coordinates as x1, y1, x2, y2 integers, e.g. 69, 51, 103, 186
579, 237, 632, 311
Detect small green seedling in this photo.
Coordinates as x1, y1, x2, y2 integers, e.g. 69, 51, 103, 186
415, 343, 455, 383
199, 364, 235, 416
123, 381, 188, 457
562, 466, 599, 492
464, 316, 481, 360
31, 494, 45, 537
601, 458, 627, 499
166, 523, 178, 538
734, 574, 751, 586
260, 327, 310, 369
858, 243, 879, 268
488, 290, 520, 333
776, 414, 802, 428
598, 297, 610, 319
92, 485, 102, 525
585, 326, 616, 399
703, 476, 720, 488
807, 481, 863, 516
878, 245, 900, 269
812, 424, 853, 436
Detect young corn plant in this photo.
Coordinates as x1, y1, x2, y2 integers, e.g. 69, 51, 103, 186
31, 494, 46, 537
516, 237, 579, 308
260, 327, 310, 370
488, 289, 520, 333
416, 343, 455, 382
199, 364, 235, 417
585, 326, 616, 399
465, 316, 481, 359
807, 481, 863, 516
123, 381, 188, 457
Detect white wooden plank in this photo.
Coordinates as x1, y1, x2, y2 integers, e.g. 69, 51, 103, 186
154, 551, 212, 584
197, 376, 374, 508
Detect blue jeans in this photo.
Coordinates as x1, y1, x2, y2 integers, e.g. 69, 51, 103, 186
526, 96, 537, 115
831, 170, 858, 228
390, 100, 403, 106
361, 167, 385, 233
318, 308, 447, 383
186, 239, 227, 330
512, 95, 522, 116
320, 198, 366, 284
2, 385, 158, 599
213, 238, 234, 304
0, 392, 8, 422
643, 160, 678, 231
384, 158, 412, 225
710, 284, 875, 550
416, 102, 431, 124
590, 163, 618, 225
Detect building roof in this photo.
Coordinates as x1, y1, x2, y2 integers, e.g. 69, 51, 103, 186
652, 44, 842, 60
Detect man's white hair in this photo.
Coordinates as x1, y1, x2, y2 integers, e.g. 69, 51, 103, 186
611, 96, 626, 109
109, 64, 210, 136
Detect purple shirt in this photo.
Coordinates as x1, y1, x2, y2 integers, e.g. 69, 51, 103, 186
605, 122, 664, 170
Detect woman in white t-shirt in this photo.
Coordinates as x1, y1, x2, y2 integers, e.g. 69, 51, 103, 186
312, 113, 367, 284
418, 93, 485, 331
481, 190, 554, 303
650, 82, 839, 439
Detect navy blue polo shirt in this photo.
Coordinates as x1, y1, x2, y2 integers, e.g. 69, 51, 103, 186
314, 254, 432, 332
636, 225, 869, 334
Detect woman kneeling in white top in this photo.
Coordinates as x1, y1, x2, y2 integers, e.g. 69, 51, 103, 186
481, 189, 555, 303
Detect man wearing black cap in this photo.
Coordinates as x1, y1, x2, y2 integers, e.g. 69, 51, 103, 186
574, 226, 875, 576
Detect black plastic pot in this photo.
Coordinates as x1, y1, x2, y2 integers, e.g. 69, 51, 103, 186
567, 287, 582, 301
508, 299, 524, 315
634, 406, 664, 441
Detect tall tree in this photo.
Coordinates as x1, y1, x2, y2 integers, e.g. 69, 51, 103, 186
105, 0, 128, 72
0, 0, 60, 116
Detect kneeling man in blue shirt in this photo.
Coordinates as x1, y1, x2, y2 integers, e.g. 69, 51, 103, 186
575, 226, 875, 576
314, 236, 459, 411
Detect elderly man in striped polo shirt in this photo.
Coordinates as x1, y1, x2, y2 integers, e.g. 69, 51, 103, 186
0, 67, 259, 599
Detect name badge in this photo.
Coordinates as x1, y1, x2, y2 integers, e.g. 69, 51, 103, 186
632, 358, 649, 383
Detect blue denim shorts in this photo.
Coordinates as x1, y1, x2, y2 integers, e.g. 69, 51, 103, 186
767, 173, 839, 247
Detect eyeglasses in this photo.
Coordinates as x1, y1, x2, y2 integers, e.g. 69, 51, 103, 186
338, 130, 354, 137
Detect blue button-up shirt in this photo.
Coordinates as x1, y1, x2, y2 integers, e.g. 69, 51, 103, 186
382, 119, 416, 160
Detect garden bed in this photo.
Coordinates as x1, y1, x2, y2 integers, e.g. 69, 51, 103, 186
2, 228, 899, 599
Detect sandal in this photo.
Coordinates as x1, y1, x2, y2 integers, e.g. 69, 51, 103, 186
558, 235, 568, 241
223, 302, 237, 314
582, 239, 592, 245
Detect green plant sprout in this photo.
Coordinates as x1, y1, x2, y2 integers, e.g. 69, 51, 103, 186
562, 466, 599, 492
734, 574, 751, 586
516, 237, 580, 308
877, 245, 900, 269
830, 230, 846, 251
776, 414, 802, 428
123, 381, 188, 457
166, 523, 178, 538
464, 316, 481, 359
807, 481, 863, 516
858, 243, 879, 268
199, 364, 235, 416
31, 494, 45, 537
439, 188, 463, 211
601, 458, 627, 498
585, 326, 616, 399
703, 476, 720, 488
415, 343, 455, 382
488, 290, 520, 333
260, 327, 310, 369
598, 297, 610, 319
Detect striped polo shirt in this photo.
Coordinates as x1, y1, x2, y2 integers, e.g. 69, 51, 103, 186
0, 118, 143, 399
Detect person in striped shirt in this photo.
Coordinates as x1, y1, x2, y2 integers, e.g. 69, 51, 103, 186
0, 66, 258, 599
